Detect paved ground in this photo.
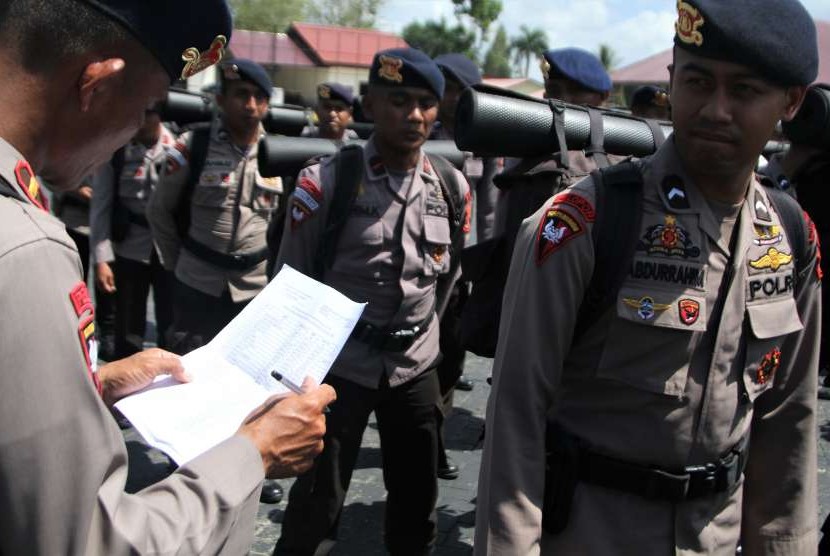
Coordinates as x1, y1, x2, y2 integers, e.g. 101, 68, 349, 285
123, 348, 830, 555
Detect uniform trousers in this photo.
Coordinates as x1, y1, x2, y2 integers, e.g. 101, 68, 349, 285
113, 251, 173, 358
275, 369, 441, 556
168, 279, 249, 355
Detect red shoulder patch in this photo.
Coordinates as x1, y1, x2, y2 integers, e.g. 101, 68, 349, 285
536, 205, 583, 266
69, 282, 101, 395
805, 210, 823, 281
462, 190, 472, 234
165, 140, 190, 174
552, 192, 595, 223
291, 176, 323, 230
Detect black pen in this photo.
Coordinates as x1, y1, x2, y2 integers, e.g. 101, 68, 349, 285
270, 370, 330, 413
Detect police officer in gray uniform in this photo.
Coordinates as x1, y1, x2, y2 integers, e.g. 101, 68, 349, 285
301, 82, 360, 144
274, 47, 470, 555
475, 1, 822, 553
0, 1, 334, 554
149, 58, 282, 350
91, 108, 176, 357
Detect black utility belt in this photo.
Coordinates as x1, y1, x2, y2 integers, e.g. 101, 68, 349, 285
349, 312, 434, 353
183, 237, 268, 271
547, 426, 748, 503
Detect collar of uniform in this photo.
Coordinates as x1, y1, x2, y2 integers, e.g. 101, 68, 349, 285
0, 137, 48, 211
215, 115, 265, 159
644, 137, 733, 254
362, 136, 436, 184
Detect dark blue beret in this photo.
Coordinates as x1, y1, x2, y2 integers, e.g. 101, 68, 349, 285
434, 53, 482, 88
541, 48, 612, 93
221, 58, 273, 98
630, 85, 670, 108
79, 0, 232, 82
369, 47, 445, 100
673, 0, 818, 86
318, 82, 354, 105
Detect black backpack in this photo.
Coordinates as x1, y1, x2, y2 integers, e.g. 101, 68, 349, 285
460, 161, 814, 358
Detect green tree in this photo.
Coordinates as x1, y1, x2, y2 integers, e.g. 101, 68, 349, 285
483, 25, 511, 77
510, 25, 548, 77
306, 0, 384, 28
402, 18, 478, 60
451, 0, 502, 44
230, 0, 308, 32
598, 43, 620, 71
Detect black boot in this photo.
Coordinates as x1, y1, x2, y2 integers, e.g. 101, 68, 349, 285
260, 480, 283, 504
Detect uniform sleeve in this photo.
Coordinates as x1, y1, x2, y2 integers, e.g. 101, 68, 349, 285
741, 216, 821, 554
147, 132, 192, 271
475, 157, 500, 242
474, 184, 596, 555
273, 164, 329, 278
0, 235, 264, 556
90, 162, 116, 264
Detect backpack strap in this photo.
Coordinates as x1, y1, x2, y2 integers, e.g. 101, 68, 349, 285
573, 161, 644, 341
312, 144, 364, 280
549, 99, 570, 170
763, 181, 811, 295
427, 154, 467, 318
176, 124, 211, 238
584, 107, 610, 168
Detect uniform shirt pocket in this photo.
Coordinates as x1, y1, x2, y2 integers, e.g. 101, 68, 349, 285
192, 171, 235, 208
422, 215, 451, 276
742, 297, 802, 401
595, 286, 706, 397
331, 216, 383, 275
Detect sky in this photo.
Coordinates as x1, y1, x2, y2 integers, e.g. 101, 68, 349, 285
375, 0, 830, 82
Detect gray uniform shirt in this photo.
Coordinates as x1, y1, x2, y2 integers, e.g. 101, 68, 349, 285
148, 117, 282, 302
0, 137, 264, 555
90, 125, 176, 264
475, 138, 821, 555
275, 137, 470, 388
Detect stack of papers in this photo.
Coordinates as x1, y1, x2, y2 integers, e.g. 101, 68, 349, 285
115, 265, 365, 464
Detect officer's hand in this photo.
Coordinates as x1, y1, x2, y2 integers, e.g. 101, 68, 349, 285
98, 348, 190, 407
74, 185, 93, 201
238, 377, 336, 479
95, 262, 116, 293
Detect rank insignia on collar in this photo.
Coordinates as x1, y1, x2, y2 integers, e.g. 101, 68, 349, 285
756, 347, 781, 385
675, 1, 704, 47
536, 207, 583, 266
753, 225, 782, 247
14, 160, 48, 212
181, 35, 227, 80
749, 247, 793, 272
754, 191, 772, 222
637, 214, 700, 259
661, 175, 690, 210
678, 298, 700, 325
623, 295, 671, 321
318, 85, 331, 99
378, 55, 404, 83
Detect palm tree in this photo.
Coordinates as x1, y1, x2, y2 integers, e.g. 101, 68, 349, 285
510, 25, 548, 77
598, 43, 620, 71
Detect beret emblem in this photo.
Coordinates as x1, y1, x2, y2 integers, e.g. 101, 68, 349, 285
318, 85, 331, 99
675, 1, 704, 47
378, 55, 404, 83
540, 58, 551, 80
181, 35, 227, 80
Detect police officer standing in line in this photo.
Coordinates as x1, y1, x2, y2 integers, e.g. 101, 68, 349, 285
273, 48, 470, 555
148, 57, 286, 505
0, 1, 335, 554
91, 107, 176, 358
431, 52, 500, 479
475, 1, 821, 554
629, 85, 672, 120
301, 82, 360, 143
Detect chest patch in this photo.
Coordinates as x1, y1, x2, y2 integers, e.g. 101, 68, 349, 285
637, 214, 700, 259
749, 247, 793, 272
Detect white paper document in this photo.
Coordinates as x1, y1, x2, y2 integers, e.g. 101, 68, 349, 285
115, 265, 365, 465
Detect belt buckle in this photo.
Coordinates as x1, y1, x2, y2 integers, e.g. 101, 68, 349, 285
685, 463, 718, 499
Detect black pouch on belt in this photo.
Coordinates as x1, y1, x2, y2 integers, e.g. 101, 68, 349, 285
542, 422, 580, 535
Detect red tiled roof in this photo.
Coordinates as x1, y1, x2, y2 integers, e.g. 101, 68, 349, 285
611, 20, 830, 85
229, 29, 315, 67
288, 22, 408, 67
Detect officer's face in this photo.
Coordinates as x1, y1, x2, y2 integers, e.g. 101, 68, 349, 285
364, 86, 439, 153
670, 48, 806, 181
315, 99, 352, 138
544, 77, 608, 106
42, 47, 169, 191
218, 80, 269, 131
